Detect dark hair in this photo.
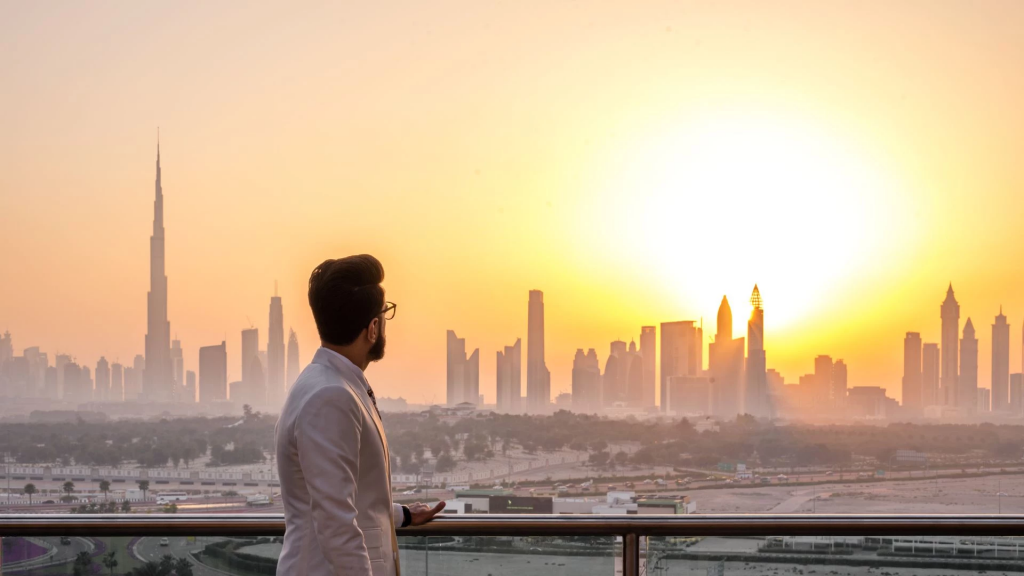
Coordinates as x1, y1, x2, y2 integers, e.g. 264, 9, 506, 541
308, 255, 385, 346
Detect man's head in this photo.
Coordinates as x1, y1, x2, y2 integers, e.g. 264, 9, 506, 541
308, 254, 389, 369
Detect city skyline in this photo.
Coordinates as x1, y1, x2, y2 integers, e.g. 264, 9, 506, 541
7, 3, 1024, 407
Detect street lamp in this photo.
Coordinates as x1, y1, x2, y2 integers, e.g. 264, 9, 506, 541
998, 492, 1008, 514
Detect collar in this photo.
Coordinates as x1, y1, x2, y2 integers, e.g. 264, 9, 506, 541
313, 346, 371, 392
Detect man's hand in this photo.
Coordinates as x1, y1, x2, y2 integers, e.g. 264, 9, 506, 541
407, 501, 446, 526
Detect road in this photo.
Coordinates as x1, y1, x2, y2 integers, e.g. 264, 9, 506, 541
9, 536, 92, 571
135, 536, 232, 576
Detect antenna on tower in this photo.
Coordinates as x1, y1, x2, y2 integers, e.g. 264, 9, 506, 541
246, 317, 254, 329
750, 284, 763, 309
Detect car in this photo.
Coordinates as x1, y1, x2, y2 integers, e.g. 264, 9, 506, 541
159, 538, 170, 547
825, 471, 834, 476
402, 490, 416, 495
607, 485, 617, 490
624, 482, 635, 488
60, 536, 71, 545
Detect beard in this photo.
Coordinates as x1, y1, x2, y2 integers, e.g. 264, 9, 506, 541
368, 332, 387, 362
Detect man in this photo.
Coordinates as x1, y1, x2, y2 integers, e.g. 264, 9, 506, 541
277, 255, 444, 575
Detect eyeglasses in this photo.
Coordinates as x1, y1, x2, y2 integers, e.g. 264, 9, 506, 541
382, 301, 397, 320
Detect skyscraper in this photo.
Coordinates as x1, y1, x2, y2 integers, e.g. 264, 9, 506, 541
960, 318, 978, 415
496, 338, 521, 412
639, 326, 656, 407
55, 354, 71, 399
746, 285, 767, 417
128, 354, 145, 401
241, 328, 261, 403
832, 359, 847, 407
170, 339, 183, 398
144, 136, 173, 402
922, 343, 939, 407
660, 321, 702, 410
1011, 373, 1024, 415
814, 355, 833, 406
710, 296, 744, 417
978, 387, 991, 412
286, 328, 300, 390
63, 362, 87, 404
940, 284, 959, 407
95, 357, 110, 402
526, 290, 550, 410
446, 331, 479, 405
992, 308, 1010, 412
902, 333, 923, 413
184, 370, 196, 402
0, 331, 11, 366
603, 340, 628, 406
571, 348, 601, 412
626, 340, 644, 406
110, 362, 124, 401
267, 289, 285, 407
199, 341, 228, 404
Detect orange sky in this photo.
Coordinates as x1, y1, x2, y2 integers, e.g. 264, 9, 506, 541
3, 2, 1024, 405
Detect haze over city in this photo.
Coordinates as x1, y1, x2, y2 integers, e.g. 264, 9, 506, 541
5, 2, 1024, 408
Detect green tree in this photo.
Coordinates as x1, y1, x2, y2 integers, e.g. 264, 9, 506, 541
137, 479, 150, 500
102, 551, 119, 576
72, 550, 92, 576
121, 500, 131, 513
62, 481, 76, 502
23, 483, 36, 506
174, 557, 194, 576
99, 479, 111, 501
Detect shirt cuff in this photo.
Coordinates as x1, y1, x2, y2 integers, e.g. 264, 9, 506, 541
401, 505, 412, 527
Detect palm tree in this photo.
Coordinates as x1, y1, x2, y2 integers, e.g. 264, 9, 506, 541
62, 481, 75, 502
102, 551, 118, 576
137, 479, 150, 501
72, 550, 92, 576
174, 557, 194, 576
99, 479, 111, 501
120, 500, 131, 513
23, 483, 36, 506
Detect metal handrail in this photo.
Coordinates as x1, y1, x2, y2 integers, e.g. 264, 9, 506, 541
1, 513, 1024, 537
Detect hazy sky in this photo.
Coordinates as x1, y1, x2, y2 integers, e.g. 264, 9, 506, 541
3, 2, 1024, 404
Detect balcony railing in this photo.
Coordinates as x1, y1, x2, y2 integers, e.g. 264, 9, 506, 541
3, 514, 1024, 575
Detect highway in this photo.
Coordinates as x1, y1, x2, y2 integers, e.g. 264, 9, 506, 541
134, 535, 232, 576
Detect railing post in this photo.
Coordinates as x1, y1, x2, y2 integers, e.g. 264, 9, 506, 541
623, 532, 639, 576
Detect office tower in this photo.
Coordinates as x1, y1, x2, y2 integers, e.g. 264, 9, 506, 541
286, 328, 300, 390
496, 338, 522, 413
145, 137, 174, 402
95, 357, 110, 402
170, 339, 184, 401
922, 343, 940, 407
627, 341, 644, 406
526, 290, 551, 410
199, 341, 228, 403
666, 375, 711, 415
127, 354, 145, 401
940, 284, 959, 406
746, 285, 767, 417
902, 333, 923, 413
55, 354, 71, 398
766, 369, 785, 394
267, 289, 285, 407
571, 348, 601, 412
110, 362, 124, 401
978, 388, 991, 413
814, 355, 833, 406
660, 321, 702, 410
709, 297, 744, 417
639, 326, 656, 407
960, 318, 979, 415
992, 308, 1011, 412
62, 363, 82, 403
603, 340, 628, 406
23, 347, 46, 397
3, 356, 28, 397
832, 359, 848, 408
238, 355, 266, 406
184, 370, 196, 402
446, 331, 479, 405
44, 366, 58, 400
0, 331, 11, 366
1011, 374, 1024, 415
241, 328, 261, 403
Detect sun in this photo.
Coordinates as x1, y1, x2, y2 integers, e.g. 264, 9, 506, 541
593, 109, 893, 333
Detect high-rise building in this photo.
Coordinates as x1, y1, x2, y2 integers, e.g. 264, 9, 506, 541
126, 354, 145, 401
241, 328, 261, 404
496, 338, 521, 412
526, 290, 550, 410
286, 328, 300, 390
639, 326, 656, 407
660, 321, 702, 410
44, 366, 58, 400
571, 348, 601, 412
199, 341, 228, 404
665, 375, 711, 415
902, 332, 923, 413
110, 362, 124, 401
95, 357, 110, 402
184, 370, 196, 402
170, 339, 184, 400
0, 331, 11, 366
23, 347, 46, 397
832, 359, 848, 407
144, 136, 174, 402
746, 285, 767, 417
710, 297, 744, 418
446, 331, 479, 405
55, 354, 71, 399
960, 318, 978, 415
922, 343, 940, 407
603, 340, 628, 406
626, 340, 644, 406
814, 355, 833, 406
267, 289, 285, 407
992, 308, 1010, 412
978, 388, 991, 413
62, 362, 82, 403
1011, 373, 1024, 415
940, 284, 960, 407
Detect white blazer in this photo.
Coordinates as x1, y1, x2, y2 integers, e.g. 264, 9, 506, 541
276, 347, 403, 576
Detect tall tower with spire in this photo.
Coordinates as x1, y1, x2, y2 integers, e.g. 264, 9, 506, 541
267, 282, 285, 408
940, 284, 960, 407
710, 295, 744, 418
960, 318, 978, 415
746, 285, 768, 417
144, 131, 173, 402
992, 307, 1010, 412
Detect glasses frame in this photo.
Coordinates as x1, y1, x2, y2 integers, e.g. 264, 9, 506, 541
382, 301, 397, 320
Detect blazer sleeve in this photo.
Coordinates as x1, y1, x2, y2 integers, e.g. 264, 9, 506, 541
393, 503, 404, 526
295, 386, 371, 574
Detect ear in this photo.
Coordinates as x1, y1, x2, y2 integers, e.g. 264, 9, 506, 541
367, 317, 380, 343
